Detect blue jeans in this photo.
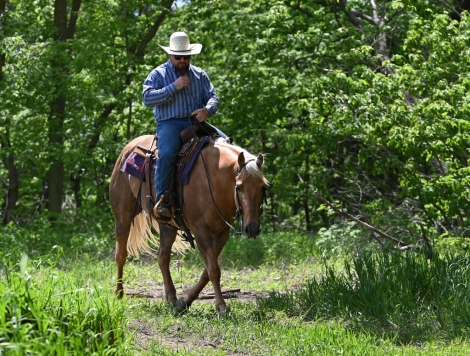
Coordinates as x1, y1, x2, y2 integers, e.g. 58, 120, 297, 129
154, 118, 227, 201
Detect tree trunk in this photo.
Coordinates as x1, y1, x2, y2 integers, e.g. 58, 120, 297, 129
0, 0, 18, 224
1, 139, 19, 225
0, 0, 5, 83
304, 155, 311, 232
45, 0, 81, 216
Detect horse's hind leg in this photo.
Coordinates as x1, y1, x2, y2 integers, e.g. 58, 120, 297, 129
109, 166, 134, 299
181, 267, 209, 308
114, 219, 130, 298
158, 224, 179, 306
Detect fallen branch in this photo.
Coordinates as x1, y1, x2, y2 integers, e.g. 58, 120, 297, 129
198, 289, 241, 300
314, 191, 411, 248
125, 288, 242, 300
125, 290, 160, 299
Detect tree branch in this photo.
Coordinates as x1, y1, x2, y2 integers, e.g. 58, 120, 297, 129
0, 176, 8, 189
314, 190, 411, 248
135, 0, 174, 59
284, 0, 315, 18
66, 0, 82, 40
434, 0, 461, 20
350, 8, 376, 26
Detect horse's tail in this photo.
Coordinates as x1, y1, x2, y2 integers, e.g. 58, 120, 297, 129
127, 211, 189, 258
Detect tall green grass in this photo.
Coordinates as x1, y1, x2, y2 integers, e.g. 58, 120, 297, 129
0, 253, 127, 355
257, 250, 470, 343
3, 218, 470, 353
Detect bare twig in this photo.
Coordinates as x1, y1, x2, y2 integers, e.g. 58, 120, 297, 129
0, 176, 8, 189
126, 290, 158, 299
125, 288, 242, 300
314, 191, 410, 248
415, 220, 434, 258
434, 0, 461, 20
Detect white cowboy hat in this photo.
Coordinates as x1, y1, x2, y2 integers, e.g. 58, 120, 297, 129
158, 32, 202, 55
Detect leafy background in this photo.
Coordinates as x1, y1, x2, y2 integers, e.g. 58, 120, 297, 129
1, 0, 470, 251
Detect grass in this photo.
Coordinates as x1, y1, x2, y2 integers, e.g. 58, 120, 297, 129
126, 299, 470, 355
0, 254, 127, 355
1, 219, 470, 354
257, 250, 470, 344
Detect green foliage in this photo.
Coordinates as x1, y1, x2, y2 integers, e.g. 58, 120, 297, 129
2, 218, 470, 353
315, 220, 370, 257
0, 254, 127, 354
223, 231, 319, 267
0, 204, 115, 263
258, 250, 470, 343
2, 1, 470, 251
161, 0, 470, 244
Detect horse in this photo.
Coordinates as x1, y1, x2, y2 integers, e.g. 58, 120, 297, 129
109, 134, 269, 313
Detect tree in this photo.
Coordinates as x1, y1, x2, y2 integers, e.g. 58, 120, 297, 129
45, 0, 82, 216
172, 0, 470, 246
0, 0, 20, 224
2, 0, 470, 251
0, 0, 175, 223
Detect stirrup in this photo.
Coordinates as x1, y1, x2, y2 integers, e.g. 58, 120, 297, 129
153, 195, 172, 219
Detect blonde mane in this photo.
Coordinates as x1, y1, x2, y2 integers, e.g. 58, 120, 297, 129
215, 140, 269, 185
245, 156, 270, 185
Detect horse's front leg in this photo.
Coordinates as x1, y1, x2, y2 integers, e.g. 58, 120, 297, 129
189, 231, 230, 313
157, 224, 178, 306
205, 249, 228, 313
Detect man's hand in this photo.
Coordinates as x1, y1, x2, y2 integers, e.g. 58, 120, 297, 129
174, 76, 190, 90
191, 108, 209, 122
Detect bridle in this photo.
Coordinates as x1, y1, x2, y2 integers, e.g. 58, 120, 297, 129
201, 154, 267, 235
233, 159, 267, 221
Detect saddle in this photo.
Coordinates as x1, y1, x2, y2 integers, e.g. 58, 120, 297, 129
121, 122, 226, 248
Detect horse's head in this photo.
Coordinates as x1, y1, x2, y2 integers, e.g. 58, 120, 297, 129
234, 152, 269, 238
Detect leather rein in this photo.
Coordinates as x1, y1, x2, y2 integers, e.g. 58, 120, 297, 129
200, 152, 266, 235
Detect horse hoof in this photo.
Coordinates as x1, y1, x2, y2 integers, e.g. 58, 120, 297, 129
114, 288, 124, 299
217, 304, 231, 315
174, 298, 190, 311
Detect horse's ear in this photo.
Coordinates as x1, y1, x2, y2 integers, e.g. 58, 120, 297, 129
256, 153, 264, 168
238, 152, 245, 167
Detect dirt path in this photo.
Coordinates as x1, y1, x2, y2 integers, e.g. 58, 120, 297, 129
126, 286, 267, 354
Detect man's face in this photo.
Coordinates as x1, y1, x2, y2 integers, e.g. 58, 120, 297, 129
170, 54, 191, 72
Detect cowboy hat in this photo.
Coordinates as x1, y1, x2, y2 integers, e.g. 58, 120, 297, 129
158, 32, 202, 55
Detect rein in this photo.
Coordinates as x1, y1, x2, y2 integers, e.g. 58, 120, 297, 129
200, 150, 242, 235
200, 152, 266, 235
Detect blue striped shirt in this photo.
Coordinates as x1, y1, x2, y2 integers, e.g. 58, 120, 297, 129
142, 60, 219, 122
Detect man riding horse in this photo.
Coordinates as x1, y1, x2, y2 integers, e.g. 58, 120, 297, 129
111, 34, 268, 311
142, 31, 228, 219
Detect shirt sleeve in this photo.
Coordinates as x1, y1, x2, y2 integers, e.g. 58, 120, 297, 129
202, 71, 219, 117
142, 70, 177, 107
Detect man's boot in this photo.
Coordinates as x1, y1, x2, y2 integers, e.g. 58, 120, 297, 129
153, 195, 172, 219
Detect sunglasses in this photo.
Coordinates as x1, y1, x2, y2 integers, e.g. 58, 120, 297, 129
174, 55, 191, 60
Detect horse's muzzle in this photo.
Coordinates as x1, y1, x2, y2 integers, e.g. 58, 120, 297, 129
244, 222, 261, 239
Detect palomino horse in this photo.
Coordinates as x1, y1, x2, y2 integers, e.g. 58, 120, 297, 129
109, 135, 268, 313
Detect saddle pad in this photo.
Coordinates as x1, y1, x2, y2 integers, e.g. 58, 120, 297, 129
176, 136, 209, 185
120, 152, 156, 180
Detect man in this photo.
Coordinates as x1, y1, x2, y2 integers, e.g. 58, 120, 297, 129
142, 31, 226, 218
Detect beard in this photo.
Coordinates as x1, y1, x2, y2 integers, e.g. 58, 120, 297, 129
175, 62, 190, 73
